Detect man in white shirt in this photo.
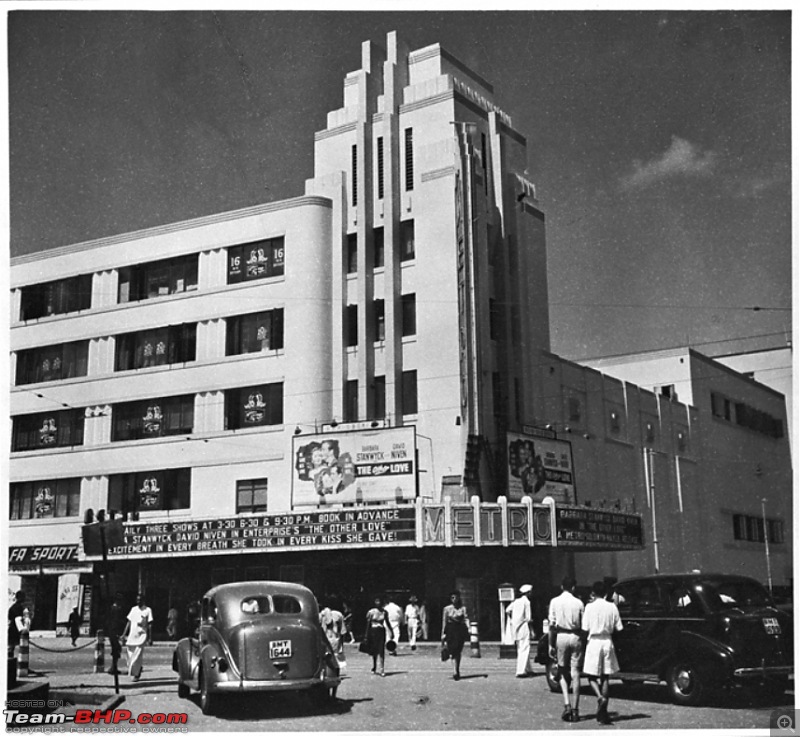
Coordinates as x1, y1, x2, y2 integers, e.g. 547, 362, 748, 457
122, 593, 153, 681
582, 581, 623, 725
548, 576, 585, 723
506, 584, 534, 677
404, 596, 420, 651
384, 598, 403, 655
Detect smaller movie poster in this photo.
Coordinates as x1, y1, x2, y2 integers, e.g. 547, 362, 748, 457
507, 432, 576, 504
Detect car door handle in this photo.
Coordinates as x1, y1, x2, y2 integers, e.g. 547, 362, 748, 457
625, 621, 641, 628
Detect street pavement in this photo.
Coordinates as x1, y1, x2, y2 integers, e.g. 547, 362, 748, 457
9, 636, 794, 732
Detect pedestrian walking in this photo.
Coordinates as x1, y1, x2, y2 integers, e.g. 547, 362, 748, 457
363, 596, 391, 676
418, 599, 429, 640
441, 591, 469, 680
405, 595, 420, 650
105, 593, 127, 676
384, 597, 403, 654
8, 591, 27, 657
320, 597, 346, 662
507, 584, 534, 677
582, 581, 623, 725
68, 606, 82, 646
342, 600, 354, 642
166, 606, 179, 640
121, 593, 153, 681
548, 576, 585, 723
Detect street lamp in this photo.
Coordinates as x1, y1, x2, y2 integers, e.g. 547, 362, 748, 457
760, 497, 773, 594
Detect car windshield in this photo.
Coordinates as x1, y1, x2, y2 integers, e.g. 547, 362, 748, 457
701, 579, 771, 611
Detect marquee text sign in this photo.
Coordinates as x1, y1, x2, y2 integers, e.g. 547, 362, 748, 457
101, 508, 417, 559
555, 507, 643, 550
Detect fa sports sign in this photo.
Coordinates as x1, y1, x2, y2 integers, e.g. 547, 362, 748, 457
292, 427, 416, 508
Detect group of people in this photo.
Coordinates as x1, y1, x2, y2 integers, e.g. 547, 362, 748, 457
7, 589, 154, 683
359, 593, 466, 680
519, 576, 622, 725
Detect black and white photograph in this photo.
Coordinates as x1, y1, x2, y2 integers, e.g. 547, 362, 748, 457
4, 5, 794, 733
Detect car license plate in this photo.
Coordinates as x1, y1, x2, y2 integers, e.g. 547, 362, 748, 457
270, 639, 292, 659
763, 618, 781, 635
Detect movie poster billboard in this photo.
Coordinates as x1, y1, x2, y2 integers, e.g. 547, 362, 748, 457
507, 432, 576, 505
292, 427, 417, 508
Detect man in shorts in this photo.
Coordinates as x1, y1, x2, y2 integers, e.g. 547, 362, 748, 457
548, 576, 585, 723
582, 581, 623, 725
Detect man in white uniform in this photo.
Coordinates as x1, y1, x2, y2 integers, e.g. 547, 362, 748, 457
548, 576, 585, 723
582, 581, 623, 725
384, 598, 403, 655
122, 593, 153, 681
506, 584, 534, 677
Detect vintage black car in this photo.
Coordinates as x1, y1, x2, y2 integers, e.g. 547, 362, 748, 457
172, 581, 342, 715
537, 573, 793, 705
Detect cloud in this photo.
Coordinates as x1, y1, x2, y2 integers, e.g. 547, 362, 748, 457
620, 136, 718, 190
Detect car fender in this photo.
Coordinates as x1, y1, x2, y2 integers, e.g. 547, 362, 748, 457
670, 630, 733, 682
173, 637, 202, 690
198, 630, 238, 689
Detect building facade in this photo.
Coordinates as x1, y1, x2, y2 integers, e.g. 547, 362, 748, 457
8, 33, 791, 638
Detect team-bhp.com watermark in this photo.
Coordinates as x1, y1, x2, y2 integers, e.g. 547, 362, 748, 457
4, 702, 188, 732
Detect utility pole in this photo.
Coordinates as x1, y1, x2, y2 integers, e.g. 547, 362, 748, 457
761, 498, 773, 593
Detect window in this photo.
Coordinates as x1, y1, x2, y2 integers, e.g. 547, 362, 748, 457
12, 409, 85, 452
225, 384, 283, 429
15, 341, 89, 386
345, 380, 358, 423
226, 309, 284, 355
402, 293, 416, 337
733, 513, 784, 544
346, 305, 358, 347
492, 372, 507, 420
711, 391, 783, 438
608, 408, 622, 435
227, 238, 285, 283
489, 299, 501, 341
567, 397, 582, 424
10, 478, 81, 520
404, 128, 414, 191
376, 137, 384, 200
20, 274, 92, 320
373, 228, 384, 269
400, 220, 415, 262
351, 145, 358, 206
644, 421, 656, 445
402, 370, 418, 415
657, 385, 677, 400
112, 395, 194, 441
371, 376, 386, 421
118, 255, 198, 303
115, 324, 196, 371
347, 233, 358, 274
676, 429, 688, 453
237, 478, 268, 514
108, 468, 191, 513
374, 300, 385, 342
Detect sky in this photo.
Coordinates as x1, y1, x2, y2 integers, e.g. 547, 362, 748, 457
4, 6, 794, 365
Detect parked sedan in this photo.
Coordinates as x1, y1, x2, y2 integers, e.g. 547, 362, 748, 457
537, 573, 793, 706
173, 581, 342, 715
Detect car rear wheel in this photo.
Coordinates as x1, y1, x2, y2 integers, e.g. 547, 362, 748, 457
199, 668, 216, 716
545, 660, 561, 693
177, 680, 190, 699
666, 661, 707, 706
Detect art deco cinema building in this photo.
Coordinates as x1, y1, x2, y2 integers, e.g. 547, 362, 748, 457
9, 32, 791, 636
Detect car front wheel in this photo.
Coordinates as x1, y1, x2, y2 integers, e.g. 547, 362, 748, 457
666, 661, 707, 706
199, 668, 216, 716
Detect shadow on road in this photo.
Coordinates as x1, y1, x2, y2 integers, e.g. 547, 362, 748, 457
195, 691, 362, 720
604, 681, 792, 710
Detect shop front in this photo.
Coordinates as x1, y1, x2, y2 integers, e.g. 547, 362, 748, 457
8, 544, 93, 635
